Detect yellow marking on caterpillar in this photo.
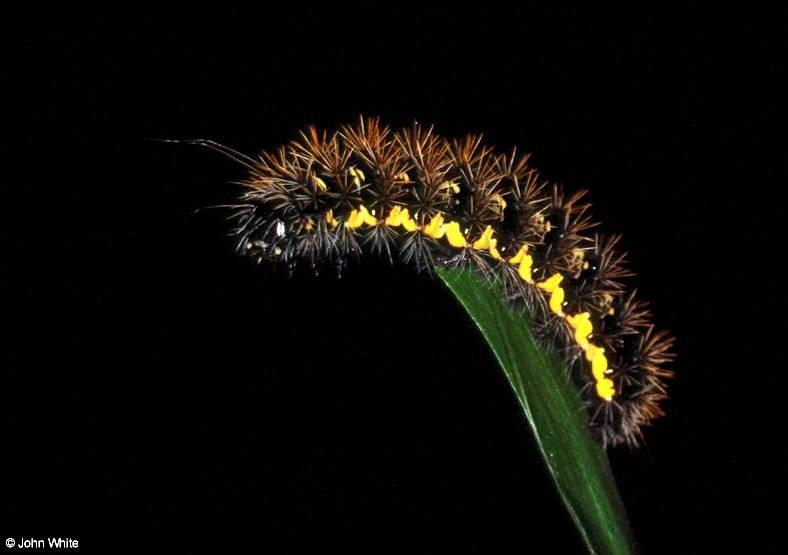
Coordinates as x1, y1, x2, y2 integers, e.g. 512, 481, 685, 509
568, 248, 586, 274
533, 213, 552, 233
566, 310, 615, 400
583, 341, 616, 401
384, 205, 403, 226
566, 312, 593, 349
537, 273, 565, 315
598, 293, 615, 315
345, 209, 364, 229
305, 218, 314, 231
589, 347, 609, 382
345, 205, 377, 229
548, 287, 565, 315
596, 379, 615, 402
325, 210, 339, 229
442, 221, 468, 248
360, 205, 377, 226
508, 245, 533, 282
313, 176, 328, 191
348, 166, 365, 189
509, 245, 527, 264
490, 194, 507, 217
472, 226, 494, 250
472, 226, 502, 259
537, 273, 563, 293
400, 208, 419, 231
423, 213, 446, 239
396, 171, 411, 183
440, 180, 461, 194
518, 257, 533, 282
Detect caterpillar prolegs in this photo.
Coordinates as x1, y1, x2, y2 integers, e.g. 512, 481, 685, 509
204, 117, 674, 448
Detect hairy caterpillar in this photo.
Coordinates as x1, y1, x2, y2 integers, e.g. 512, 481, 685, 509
195, 117, 674, 448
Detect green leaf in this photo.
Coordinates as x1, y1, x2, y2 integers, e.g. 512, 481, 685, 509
437, 266, 636, 555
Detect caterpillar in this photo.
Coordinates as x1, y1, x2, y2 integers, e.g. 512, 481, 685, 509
197, 117, 674, 448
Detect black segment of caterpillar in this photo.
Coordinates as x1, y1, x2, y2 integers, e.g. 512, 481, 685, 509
205, 117, 674, 448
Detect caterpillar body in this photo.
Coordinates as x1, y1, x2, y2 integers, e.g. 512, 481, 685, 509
203, 117, 674, 448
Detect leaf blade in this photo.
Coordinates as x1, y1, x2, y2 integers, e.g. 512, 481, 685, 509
437, 266, 636, 555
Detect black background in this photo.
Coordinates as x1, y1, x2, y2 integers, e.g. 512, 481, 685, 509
3, 4, 782, 553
